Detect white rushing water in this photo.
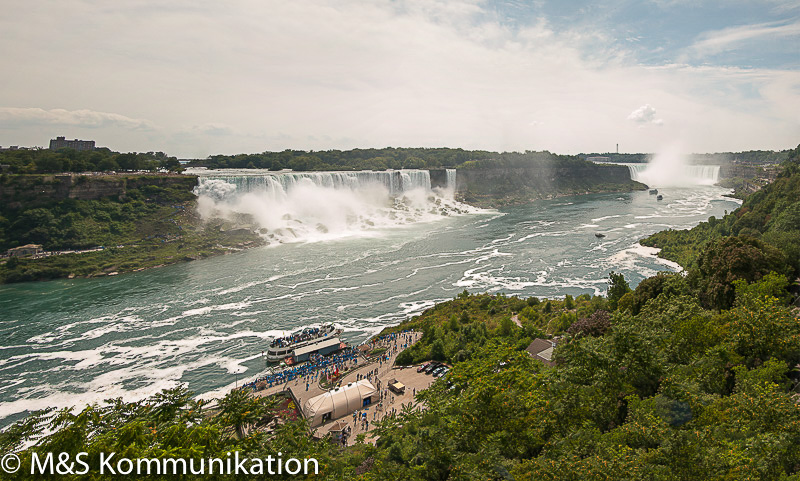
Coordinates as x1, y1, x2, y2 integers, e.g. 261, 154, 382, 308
445, 168, 457, 195
191, 169, 477, 244
0, 170, 741, 428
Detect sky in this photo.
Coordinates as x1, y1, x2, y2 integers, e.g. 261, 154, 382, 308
0, 0, 798, 158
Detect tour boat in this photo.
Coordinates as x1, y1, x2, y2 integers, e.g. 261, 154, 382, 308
266, 323, 341, 362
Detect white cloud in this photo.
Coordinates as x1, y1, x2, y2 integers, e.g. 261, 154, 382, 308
687, 20, 800, 58
627, 104, 663, 126
0, 107, 154, 130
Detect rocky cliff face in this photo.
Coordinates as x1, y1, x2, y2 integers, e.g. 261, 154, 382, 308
450, 164, 645, 207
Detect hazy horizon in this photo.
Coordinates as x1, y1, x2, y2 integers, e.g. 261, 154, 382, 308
1, 1, 799, 158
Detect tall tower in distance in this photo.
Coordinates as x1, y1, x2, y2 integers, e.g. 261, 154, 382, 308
616, 143, 619, 154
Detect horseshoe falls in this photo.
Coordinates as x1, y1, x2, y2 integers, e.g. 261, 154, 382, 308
626, 163, 720, 187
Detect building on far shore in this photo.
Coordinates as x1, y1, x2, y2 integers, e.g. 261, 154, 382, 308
7, 244, 43, 258
49, 136, 95, 151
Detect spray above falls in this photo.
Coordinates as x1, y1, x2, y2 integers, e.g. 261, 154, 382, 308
192, 169, 475, 244
625, 148, 720, 187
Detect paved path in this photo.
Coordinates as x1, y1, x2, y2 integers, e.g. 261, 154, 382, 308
251, 330, 436, 446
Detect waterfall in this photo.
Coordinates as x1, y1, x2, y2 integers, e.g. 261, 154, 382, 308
445, 169, 457, 191
625, 163, 720, 187
197, 170, 432, 201
191, 169, 474, 244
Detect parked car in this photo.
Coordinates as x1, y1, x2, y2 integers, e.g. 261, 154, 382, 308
424, 363, 441, 374
432, 366, 447, 377
435, 368, 450, 378
417, 363, 430, 373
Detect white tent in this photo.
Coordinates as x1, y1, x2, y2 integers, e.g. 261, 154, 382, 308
303, 379, 378, 426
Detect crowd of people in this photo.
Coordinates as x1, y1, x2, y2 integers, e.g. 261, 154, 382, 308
241, 347, 360, 391
370, 330, 415, 364
368, 330, 413, 348
269, 324, 336, 348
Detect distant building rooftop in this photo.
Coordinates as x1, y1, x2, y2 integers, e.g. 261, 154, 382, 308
526, 338, 556, 366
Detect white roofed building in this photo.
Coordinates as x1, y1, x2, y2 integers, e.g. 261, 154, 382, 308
302, 379, 378, 427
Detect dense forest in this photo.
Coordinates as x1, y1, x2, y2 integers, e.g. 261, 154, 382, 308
2, 146, 799, 479
3, 146, 789, 175
190, 148, 602, 171
0, 148, 182, 174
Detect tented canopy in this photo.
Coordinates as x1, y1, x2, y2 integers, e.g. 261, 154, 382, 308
303, 379, 377, 426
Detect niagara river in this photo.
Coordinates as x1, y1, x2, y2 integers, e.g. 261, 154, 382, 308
0, 169, 740, 428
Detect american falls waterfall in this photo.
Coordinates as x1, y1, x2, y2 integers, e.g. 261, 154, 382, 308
191, 169, 475, 244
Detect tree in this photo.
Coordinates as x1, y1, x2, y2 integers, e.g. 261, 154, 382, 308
567, 310, 611, 337
217, 389, 273, 440
97, 158, 119, 171
607, 271, 631, 310
431, 339, 446, 361
499, 316, 514, 336
689, 235, 788, 310
725, 288, 800, 367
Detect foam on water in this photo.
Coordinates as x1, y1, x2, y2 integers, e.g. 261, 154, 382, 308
0, 183, 740, 428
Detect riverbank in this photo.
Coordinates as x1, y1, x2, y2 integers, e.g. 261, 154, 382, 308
0, 173, 265, 283
0, 228, 264, 282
